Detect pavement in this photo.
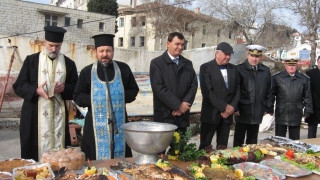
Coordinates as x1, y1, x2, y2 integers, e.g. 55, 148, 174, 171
1, 117, 319, 161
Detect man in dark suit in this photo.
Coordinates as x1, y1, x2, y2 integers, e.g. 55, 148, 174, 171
150, 32, 198, 132
199, 42, 239, 150
233, 45, 273, 147
306, 56, 320, 138
271, 58, 313, 140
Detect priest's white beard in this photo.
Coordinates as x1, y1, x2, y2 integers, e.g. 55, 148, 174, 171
46, 49, 59, 59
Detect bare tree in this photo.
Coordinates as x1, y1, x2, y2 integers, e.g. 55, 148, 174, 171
282, 0, 320, 67
197, 0, 280, 45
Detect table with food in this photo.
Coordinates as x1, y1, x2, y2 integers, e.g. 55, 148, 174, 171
1, 121, 320, 180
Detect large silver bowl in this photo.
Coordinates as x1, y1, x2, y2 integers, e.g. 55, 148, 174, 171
121, 121, 177, 164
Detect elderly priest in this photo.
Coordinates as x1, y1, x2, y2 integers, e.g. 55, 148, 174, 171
13, 26, 78, 161
73, 34, 139, 160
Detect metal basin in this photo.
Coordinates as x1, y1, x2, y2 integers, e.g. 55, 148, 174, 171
121, 121, 177, 164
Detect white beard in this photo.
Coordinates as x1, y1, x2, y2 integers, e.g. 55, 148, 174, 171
46, 49, 59, 59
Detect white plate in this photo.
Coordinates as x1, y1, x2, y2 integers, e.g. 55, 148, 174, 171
312, 170, 320, 175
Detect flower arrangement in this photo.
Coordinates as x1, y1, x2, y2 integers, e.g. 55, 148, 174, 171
168, 128, 206, 161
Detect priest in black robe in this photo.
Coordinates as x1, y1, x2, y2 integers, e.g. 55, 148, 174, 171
13, 26, 78, 161
73, 34, 139, 160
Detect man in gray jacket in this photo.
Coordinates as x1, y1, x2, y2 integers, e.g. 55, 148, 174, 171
271, 58, 313, 140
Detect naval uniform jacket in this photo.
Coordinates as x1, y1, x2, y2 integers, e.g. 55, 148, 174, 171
306, 68, 320, 124
150, 51, 198, 128
271, 70, 313, 126
236, 60, 272, 125
199, 59, 239, 125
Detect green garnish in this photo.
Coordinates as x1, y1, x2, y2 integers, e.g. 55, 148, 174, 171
254, 150, 263, 160
233, 146, 240, 150
217, 157, 228, 165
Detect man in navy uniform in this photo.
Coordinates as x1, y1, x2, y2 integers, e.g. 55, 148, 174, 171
233, 45, 272, 147
271, 58, 313, 140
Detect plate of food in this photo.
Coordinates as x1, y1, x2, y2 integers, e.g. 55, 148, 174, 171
13, 163, 55, 180
279, 142, 307, 153
187, 162, 245, 180
259, 136, 293, 147
280, 150, 320, 174
0, 171, 12, 180
233, 162, 286, 180
211, 148, 264, 165
260, 159, 312, 177
111, 159, 195, 180
0, 158, 36, 173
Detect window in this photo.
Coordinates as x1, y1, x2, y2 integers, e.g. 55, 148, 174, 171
118, 37, 123, 47
45, 14, 58, 26
229, 31, 233, 39
140, 16, 146, 26
130, 37, 135, 47
131, 17, 136, 27
184, 40, 188, 50
77, 19, 83, 29
202, 43, 206, 47
202, 25, 207, 35
185, 22, 190, 31
119, 17, 124, 27
65, 17, 71, 26
99, 22, 104, 31
139, 36, 145, 47
217, 29, 221, 37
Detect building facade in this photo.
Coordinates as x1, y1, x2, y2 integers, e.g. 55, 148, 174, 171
50, 0, 144, 10
50, 1, 236, 51
115, 3, 236, 51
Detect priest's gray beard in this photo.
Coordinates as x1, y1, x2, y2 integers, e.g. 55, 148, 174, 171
46, 49, 59, 59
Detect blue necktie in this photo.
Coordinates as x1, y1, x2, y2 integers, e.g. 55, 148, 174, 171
173, 58, 179, 65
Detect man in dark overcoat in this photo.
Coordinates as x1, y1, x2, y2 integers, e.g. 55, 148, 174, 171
306, 56, 320, 138
150, 32, 198, 132
199, 42, 239, 150
271, 58, 313, 140
13, 26, 78, 161
233, 45, 273, 147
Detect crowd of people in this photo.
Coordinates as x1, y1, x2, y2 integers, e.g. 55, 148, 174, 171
13, 26, 320, 161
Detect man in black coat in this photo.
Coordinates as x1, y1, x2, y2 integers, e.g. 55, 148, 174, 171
199, 42, 239, 150
150, 32, 198, 132
271, 58, 313, 140
233, 45, 272, 147
73, 34, 139, 160
306, 56, 320, 138
13, 26, 78, 161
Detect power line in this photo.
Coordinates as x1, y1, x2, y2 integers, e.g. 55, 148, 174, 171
0, 0, 193, 40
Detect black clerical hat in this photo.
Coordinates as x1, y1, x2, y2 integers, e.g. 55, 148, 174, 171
44, 26, 67, 43
217, 42, 233, 54
92, 34, 115, 48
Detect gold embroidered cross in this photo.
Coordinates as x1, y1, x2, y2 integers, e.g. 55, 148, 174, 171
56, 69, 63, 75
56, 111, 61, 117
95, 102, 105, 112
43, 111, 49, 117
42, 69, 48, 74
98, 113, 104, 119
42, 132, 49, 139
57, 131, 62, 137
113, 101, 122, 111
